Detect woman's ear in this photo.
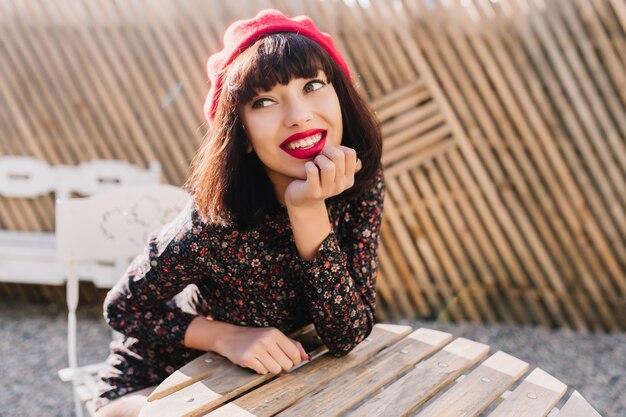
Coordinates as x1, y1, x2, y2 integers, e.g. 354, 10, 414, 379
246, 142, 253, 153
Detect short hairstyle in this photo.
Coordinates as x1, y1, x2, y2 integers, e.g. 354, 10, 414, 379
186, 33, 382, 228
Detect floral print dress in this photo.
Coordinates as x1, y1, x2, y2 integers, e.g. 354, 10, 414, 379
95, 166, 384, 408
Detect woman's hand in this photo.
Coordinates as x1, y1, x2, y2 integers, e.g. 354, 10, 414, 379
284, 145, 362, 208
214, 325, 309, 375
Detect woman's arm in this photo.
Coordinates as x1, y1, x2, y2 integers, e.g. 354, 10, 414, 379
285, 145, 361, 261
103, 202, 207, 346
286, 157, 384, 356
286, 201, 332, 260
184, 317, 308, 374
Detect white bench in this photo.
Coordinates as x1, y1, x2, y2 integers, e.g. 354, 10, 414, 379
0, 157, 161, 287
56, 184, 190, 417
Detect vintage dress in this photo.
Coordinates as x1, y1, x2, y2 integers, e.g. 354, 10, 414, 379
95, 166, 384, 407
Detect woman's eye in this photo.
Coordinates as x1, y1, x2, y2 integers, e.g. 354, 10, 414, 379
304, 79, 325, 93
251, 98, 273, 109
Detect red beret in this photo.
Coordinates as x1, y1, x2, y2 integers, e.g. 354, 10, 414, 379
203, 9, 351, 124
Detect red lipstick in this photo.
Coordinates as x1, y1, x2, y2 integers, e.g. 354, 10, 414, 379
280, 129, 327, 160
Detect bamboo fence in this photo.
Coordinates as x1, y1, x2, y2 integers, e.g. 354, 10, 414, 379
0, 0, 624, 330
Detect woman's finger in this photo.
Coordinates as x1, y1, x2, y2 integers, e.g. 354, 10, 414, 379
304, 161, 321, 194
270, 341, 298, 371
314, 154, 335, 193
338, 146, 358, 179
247, 357, 268, 375
257, 351, 285, 375
276, 337, 303, 367
323, 146, 346, 184
291, 339, 309, 361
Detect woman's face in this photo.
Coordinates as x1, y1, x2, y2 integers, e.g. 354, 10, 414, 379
239, 70, 343, 189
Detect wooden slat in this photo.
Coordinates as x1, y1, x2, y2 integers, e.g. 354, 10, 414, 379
428, 0, 585, 329
376, 89, 432, 124
380, 196, 443, 318
435, 154, 527, 325
529, 0, 626, 315
1, 0, 624, 331
382, 124, 451, 167
450, 0, 600, 331
204, 324, 412, 417
371, 80, 426, 111
488, 368, 567, 417
50, 0, 160, 166
379, 219, 428, 317
386, 180, 461, 320
504, 0, 625, 328
395, 170, 483, 322
413, 163, 497, 322
415, 351, 528, 417
334, 0, 387, 96
347, 337, 490, 417
381, 100, 439, 138
276, 328, 452, 417
377, 241, 418, 317
384, 140, 456, 179
147, 325, 319, 402
556, 390, 603, 417
403, 1, 553, 327
383, 111, 446, 152
140, 326, 327, 417
472, 0, 624, 329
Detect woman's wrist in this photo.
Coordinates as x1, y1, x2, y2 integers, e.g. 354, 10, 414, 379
286, 200, 332, 260
183, 317, 237, 353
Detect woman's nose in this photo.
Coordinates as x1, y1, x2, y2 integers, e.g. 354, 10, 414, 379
284, 98, 313, 127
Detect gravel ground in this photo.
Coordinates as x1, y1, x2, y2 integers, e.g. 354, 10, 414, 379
1, 298, 624, 417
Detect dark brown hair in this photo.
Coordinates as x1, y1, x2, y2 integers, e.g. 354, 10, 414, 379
186, 33, 382, 228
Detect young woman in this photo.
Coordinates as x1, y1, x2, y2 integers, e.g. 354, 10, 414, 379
94, 9, 384, 417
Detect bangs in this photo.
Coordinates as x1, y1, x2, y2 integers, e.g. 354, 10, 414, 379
224, 33, 340, 105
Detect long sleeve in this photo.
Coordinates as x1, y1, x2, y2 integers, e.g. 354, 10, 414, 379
297, 165, 385, 356
103, 201, 209, 346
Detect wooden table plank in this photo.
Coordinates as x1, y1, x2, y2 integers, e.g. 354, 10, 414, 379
139, 325, 326, 417
205, 324, 412, 417
139, 359, 274, 417
488, 368, 567, 417
139, 325, 604, 417
146, 325, 318, 402
557, 390, 603, 417
346, 337, 489, 417
415, 351, 529, 417
146, 352, 230, 402
276, 328, 453, 417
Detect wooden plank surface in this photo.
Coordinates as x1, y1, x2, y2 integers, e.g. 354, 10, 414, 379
415, 351, 528, 417
204, 324, 412, 417
557, 390, 603, 417
347, 337, 489, 417
127, 326, 606, 417
139, 325, 326, 417
488, 368, 567, 417
276, 328, 452, 417
147, 325, 319, 402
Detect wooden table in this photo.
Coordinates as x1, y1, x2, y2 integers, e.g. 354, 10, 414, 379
139, 324, 602, 417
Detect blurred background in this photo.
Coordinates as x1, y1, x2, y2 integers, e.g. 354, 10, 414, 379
0, 0, 624, 416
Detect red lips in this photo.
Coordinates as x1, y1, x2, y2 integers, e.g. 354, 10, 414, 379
279, 129, 326, 148
280, 129, 327, 160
